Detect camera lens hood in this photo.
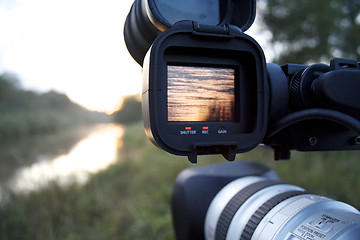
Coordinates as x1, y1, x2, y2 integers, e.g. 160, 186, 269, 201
124, 0, 256, 66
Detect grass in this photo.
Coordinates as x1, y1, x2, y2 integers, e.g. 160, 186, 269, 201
240, 148, 360, 208
0, 121, 359, 239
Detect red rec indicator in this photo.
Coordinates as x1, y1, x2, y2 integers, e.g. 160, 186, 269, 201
202, 126, 209, 130
185, 127, 192, 130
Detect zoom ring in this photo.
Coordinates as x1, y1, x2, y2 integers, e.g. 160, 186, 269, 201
240, 190, 308, 240
215, 180, 281, 240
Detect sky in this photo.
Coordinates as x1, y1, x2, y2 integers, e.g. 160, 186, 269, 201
0, 0, 142, 113
0, 0, 271, 113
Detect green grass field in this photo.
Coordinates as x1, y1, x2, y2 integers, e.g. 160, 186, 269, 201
0, 122, 359, 239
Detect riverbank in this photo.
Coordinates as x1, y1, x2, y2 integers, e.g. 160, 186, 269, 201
0, 121, 359, 239
0, 122, 191, 239
3, 124, 124, 193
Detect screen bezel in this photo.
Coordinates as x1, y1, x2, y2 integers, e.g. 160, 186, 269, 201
156, 46, 258, 146
143, 25, 268, 158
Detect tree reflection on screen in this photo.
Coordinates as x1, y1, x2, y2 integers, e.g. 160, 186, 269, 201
167, 65, 235, 122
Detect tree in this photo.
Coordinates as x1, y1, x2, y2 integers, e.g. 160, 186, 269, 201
112, 95, 142, 124
0, 74, 21, 111
261, 0, 360, 64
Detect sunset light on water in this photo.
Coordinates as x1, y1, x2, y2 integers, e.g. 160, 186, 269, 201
167, 66, 235, 122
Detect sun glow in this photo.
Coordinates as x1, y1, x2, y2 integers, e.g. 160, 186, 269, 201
0, 0, 142, 113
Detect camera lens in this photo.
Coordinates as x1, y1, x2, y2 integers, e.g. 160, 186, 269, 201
124, 0, 221, 66
205, 176, 360, 240
124, 0, 235, 66
124, 0, 162, 66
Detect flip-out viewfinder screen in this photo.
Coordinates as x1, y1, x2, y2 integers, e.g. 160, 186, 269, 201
167, 65, 235, 122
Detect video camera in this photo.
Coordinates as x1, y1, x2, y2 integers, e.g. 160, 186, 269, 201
124, 0, 360, 239
124, 0, 360, 163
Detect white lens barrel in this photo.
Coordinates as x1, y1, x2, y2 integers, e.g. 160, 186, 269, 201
205, 176, 360, 240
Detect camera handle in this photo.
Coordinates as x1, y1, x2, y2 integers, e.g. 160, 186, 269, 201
265, 58, 360, 160
267, 108, 360, 139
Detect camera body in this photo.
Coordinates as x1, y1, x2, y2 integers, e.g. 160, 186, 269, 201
124, 0, 360, 239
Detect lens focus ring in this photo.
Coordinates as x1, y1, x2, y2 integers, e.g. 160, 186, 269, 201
215, 180, 281, 240
240, 190, 307, 240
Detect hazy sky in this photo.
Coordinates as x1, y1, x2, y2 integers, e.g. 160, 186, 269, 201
0, 0, 270, 113
0, 0, 141, 113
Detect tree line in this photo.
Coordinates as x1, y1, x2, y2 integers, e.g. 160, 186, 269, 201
0, 73, 109, 139
4, 0, 357, 133
112, 95, 142, 124
260, 0, 360, 64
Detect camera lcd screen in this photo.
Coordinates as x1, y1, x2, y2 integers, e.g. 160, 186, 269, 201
154, 0, 220, 26
167, 65, 235, 122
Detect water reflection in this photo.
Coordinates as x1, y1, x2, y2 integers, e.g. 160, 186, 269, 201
5, 124, 123, 192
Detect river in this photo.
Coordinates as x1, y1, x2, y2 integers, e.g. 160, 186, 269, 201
0, 123, 124, 193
